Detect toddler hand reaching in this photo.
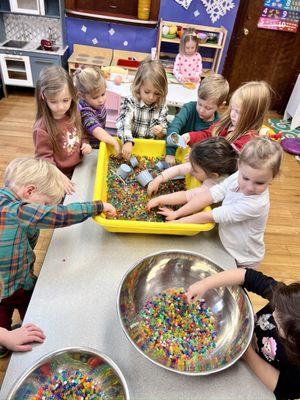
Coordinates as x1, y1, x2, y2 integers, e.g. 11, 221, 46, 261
0, 323, 45, 352
102, 202, 117, 218
81, 143, 92, 155
122, 142, 133, 160
151, 124, 165, 139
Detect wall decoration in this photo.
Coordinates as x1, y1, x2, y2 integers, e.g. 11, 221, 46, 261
264, 0, 299, 11
194, 9, 200, 17
174, 0, 193, 10
258, 1, 299, 32
200, 0, 235, 23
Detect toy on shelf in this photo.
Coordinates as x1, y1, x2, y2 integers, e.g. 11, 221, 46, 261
162, 23, 178, 38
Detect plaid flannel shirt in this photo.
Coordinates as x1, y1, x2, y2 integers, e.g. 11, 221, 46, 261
0, 188, 103, 299
116, 96, 168, 143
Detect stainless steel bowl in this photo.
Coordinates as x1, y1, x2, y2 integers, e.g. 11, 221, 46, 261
8, 347, 130, 399
117, 250, 254, 376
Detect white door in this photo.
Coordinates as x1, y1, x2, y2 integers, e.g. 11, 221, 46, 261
9, 0, 45, 15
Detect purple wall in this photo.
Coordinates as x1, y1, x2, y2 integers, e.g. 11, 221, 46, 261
66, 1, 240, 72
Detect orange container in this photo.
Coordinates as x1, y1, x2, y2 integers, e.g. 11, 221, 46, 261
138, 0, 151, 20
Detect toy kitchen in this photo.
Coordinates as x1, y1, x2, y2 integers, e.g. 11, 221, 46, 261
0, 0, 68, 93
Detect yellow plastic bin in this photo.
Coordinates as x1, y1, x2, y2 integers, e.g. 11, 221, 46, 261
93, 139, 215, 235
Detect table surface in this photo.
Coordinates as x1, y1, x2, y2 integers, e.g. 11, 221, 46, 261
107, 80, 198, 108
0, 151, 274, 400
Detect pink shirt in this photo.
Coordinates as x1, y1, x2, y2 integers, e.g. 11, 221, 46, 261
173, 53, 202, 83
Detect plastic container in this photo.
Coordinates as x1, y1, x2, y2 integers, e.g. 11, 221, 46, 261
93, 138, 215, 235
136, 169, 153, 187
116, 164, 132, 179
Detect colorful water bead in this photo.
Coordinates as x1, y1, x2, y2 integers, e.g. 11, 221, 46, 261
136, 288, 217, 370
32, 369, 106, 400
107, 156, 185, 222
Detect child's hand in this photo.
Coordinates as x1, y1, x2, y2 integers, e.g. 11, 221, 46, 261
165, 155, 176, 166
112, 138, 122, 156
147, 175, 163, 196
0, 323, 45, 352
122, 142, 133, 160
61, 173, 75, 195
151, 125, 165, 139
102, 202, 117, 218
157, 206, 177, 221
147, 196, 162, 211
81, 143, 92, 155
186, 280, 208, 303
182, 133, 190, 144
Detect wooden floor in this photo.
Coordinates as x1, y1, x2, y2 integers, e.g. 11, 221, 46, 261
0, 89, 299, 385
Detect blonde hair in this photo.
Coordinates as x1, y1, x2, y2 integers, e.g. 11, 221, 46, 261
131, 58, 168, 109
73, 66, 106, 96
179, 28, 199, 55
198, 74, 229, 106
239, 137, 283, 177
35, 66, 82, 152
4, 157, 65, 204
213, 81, 272, 142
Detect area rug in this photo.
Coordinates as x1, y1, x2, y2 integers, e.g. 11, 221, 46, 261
267, 118, 300, 139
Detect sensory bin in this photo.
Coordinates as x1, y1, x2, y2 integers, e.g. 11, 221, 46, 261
93, 139, 215, 235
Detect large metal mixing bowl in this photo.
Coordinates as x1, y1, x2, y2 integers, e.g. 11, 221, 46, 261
7, 347, 130, 399
117, 250, 254, 376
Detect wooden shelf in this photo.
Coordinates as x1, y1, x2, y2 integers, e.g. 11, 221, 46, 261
161, 37, 222, 49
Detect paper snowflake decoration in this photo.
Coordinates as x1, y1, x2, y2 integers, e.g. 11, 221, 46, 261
194, 9, 200, 17
81, 25, 87, 33
174, 0, 193, 10
123, 41, 128, 46
200, 0, 235, 23
92, 38, 98, 45
109, 28, 115, 36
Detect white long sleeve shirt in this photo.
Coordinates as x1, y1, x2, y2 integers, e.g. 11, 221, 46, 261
209, 172, 270, 266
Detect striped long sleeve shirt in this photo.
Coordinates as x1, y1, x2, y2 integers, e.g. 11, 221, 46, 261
0, 188, 103, 298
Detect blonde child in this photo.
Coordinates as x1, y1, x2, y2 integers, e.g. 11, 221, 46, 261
183, 81, 272, 153
33, 66, 92, 195
0, 157, 115, 355
151, 138, 283, 269
148, 137, 237, 198
73, 66, 121, 154
116, 58, 168, 160
187, 268, 300, 399
0, 276, 45, 358
173, 29, 202, 84
165, 74, 229, 165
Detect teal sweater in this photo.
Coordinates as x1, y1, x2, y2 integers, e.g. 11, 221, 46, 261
166, 101, 219, 156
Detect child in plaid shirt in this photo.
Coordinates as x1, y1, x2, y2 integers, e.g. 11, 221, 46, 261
116, 58, 168, 160
0, 157, 116, 355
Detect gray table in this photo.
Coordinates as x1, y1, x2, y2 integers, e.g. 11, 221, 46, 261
0, 152, 274, 399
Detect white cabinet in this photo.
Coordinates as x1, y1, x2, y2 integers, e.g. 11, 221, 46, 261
9, 0, 45, 15
0, 54, 33, 86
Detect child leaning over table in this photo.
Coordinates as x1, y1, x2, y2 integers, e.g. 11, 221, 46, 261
165, 74, 229, 165
0, 157, 116, 356
116, 58, 168, 160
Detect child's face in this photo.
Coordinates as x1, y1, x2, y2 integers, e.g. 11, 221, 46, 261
230, 99, 241, 127
45, 84, 72, 120
238, 162, 273, 196
190, 162, 208, 182
140, 79, 160, 107
83, 86, 106, 110
196, 98, 218, 121
184, 40, 197, 56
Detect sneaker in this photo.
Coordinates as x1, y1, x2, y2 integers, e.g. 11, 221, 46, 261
0, 345, 9, 359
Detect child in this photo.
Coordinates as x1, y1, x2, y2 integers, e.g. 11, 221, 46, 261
173, 28, 202, 84
0, 157, 116, 355
165, 74, 229, 165
187, 268, 300, 400
73, 66, 121, 154
0, 276, 45, 357
33, 66, 92, 195
116, 58, 168, 160
151, 138, 283, 269
183, 81, 272, 153
147, 137, 237, 198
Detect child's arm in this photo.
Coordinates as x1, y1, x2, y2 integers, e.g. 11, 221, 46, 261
33, 126, 55, 165
116, 98, 135, 160
188, 124, 215, 145
17, 201, 116, 230
147, 191, 188, 211
173, 54, 184, 83
91, 127, 121, 155
0, 323, 45, 352
151, 104, 168, 139
192, 53, 203, 83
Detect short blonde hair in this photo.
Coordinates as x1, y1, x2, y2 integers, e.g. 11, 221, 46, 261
131, 58, 168, 109
73, 66, 106, 96
239, 137, 283, 177
198, 74, 229, 106
4, 157, 65, 204
179, 28, 199, 55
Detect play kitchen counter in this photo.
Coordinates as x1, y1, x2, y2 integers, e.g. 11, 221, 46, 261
0, 151, 274, 400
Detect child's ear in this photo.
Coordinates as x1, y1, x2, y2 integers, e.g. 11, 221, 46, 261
78, 91, 84, 99
22, 185, 36, 199
210, 172, 219, 179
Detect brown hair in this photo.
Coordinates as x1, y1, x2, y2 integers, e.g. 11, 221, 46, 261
131, 58, 168, 109
271, 282, 300, 365
4, 157, 65, 204
198, 74, 229, 106
73, 66, 106, 96
35, 65, 82, 152
189, 137, 237, 177
179, 28, 199, 55
239, 137, 283, 177
213, 81, 272, 142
